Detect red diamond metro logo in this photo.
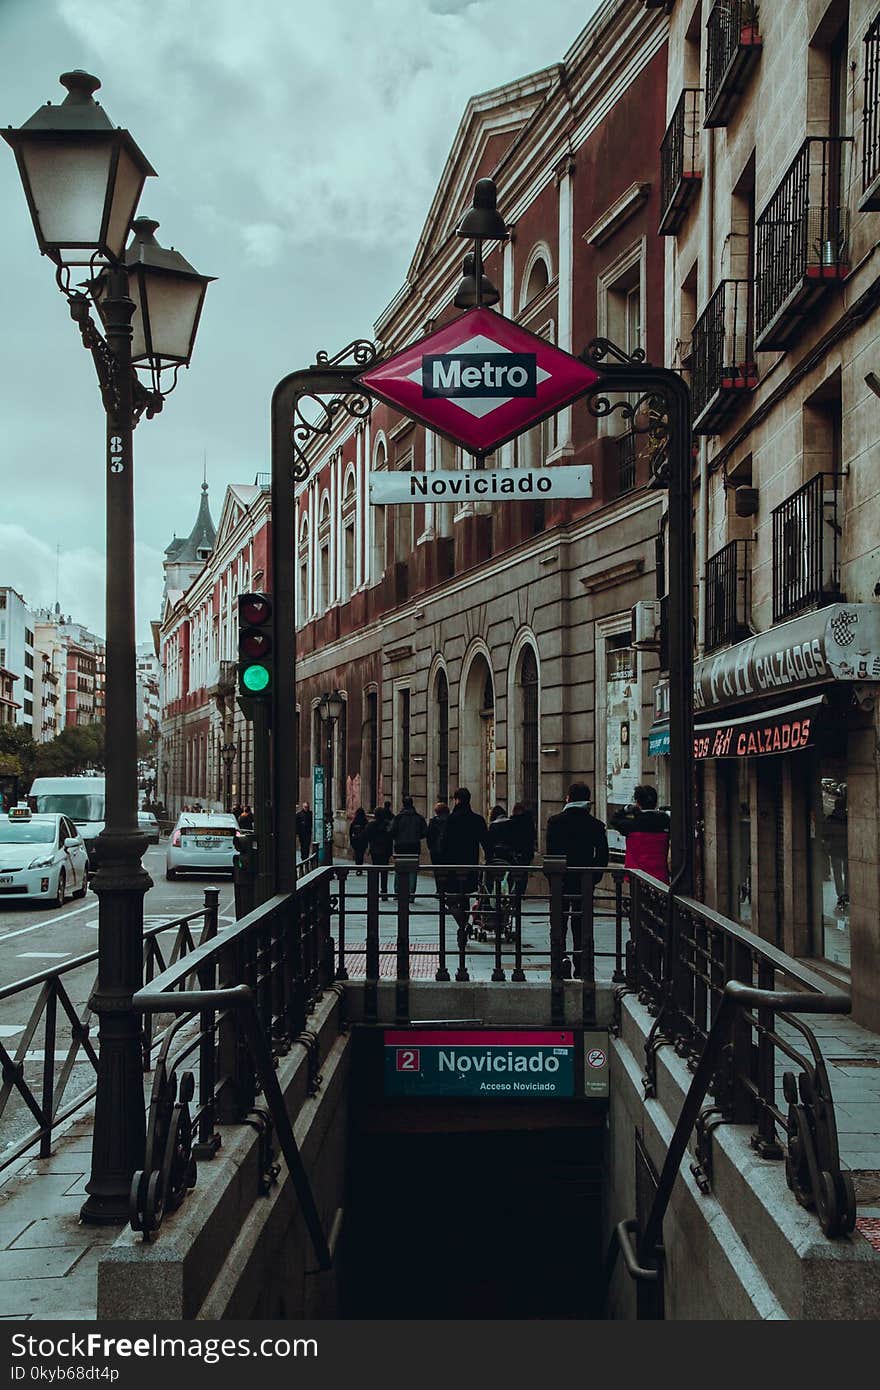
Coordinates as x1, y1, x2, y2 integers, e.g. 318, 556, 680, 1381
356, 307, 599, 456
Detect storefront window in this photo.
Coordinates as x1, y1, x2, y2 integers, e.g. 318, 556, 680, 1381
811, 750, 849, 968
727, 761, 752, 925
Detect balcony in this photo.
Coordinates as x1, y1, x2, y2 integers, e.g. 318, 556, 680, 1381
772, 473, 843, 624
205, 659, 237, 697
755, 137, 852, 350
861, 13, 880, 210
705, 540, 751, 653
658, 89, 703, 235
691, 280, 758, 435
705, 0, 762, 127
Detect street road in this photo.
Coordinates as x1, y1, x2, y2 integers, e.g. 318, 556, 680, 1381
0, 846, 235, 1164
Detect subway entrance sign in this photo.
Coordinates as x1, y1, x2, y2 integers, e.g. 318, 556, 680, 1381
384, 1029, 576, 1098
356, 306, 599, 457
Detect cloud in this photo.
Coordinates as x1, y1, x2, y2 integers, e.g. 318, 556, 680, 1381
0, 524, 165, 644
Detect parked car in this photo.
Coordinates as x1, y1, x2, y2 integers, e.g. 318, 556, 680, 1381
27, 776, 105, 868
0, 805, 89, 907
165, 812, 239, 880
138, 811, 160, 845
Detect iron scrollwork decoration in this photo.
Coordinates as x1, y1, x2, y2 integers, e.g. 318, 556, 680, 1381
782, 1047, 857, 1238
290, 339, 380, 483
57, 265, 166, 427
582, 337, 672, 484
130, 1047, 197, 1240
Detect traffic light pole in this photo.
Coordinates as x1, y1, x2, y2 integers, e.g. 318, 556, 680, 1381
251, 698, 274, 907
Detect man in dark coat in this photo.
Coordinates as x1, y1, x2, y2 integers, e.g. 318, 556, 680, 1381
295, 803, 313, 859
366, 806, 394, 898
390, 796, 428, 902
443, 787, 491, 945
545, 782, 608, 978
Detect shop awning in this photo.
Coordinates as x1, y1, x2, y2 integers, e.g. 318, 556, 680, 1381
693, 695, 825, 760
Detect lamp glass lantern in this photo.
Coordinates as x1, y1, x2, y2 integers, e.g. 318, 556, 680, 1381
2, 71, 155, 265
319, 691, 344, 724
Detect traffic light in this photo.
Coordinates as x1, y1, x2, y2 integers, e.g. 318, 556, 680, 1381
237, 592, 273, 696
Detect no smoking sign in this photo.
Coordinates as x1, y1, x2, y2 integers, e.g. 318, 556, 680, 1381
583, 1031, 610, 1098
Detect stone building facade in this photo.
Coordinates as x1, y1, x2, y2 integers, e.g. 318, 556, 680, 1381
651, 0, 880, 1026
294, 0, 671, 855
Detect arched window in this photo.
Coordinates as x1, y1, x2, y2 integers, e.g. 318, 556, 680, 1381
523, 255, 549, 307
298, 515, 310, 624
318, 494, 331, 612
436, 668, 449, 803
371, 442, 387, 581
342, 469, 356, 601
519, 647, 539, 818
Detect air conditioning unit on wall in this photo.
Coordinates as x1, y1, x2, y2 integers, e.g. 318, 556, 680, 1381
631, 599, 661, 651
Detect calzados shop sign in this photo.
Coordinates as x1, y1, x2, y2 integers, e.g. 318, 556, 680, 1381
384, 1029, 575, 1097
693, 697, 823, 760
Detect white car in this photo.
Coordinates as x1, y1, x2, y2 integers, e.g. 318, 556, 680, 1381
166, 813, 239, 880
0, 807, 90, 907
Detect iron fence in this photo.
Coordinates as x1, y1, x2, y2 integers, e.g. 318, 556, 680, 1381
705, 538, 750, 652
659, 89, 703, 234
705, 0, 762, 128
756, 137, 852, 345
863, 12, 880, 204
0, 890, 220, 1174
771, 472, 842, 622
691, 279, 757, 431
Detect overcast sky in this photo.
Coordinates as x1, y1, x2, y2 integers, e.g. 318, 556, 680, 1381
0, 0, 599, 642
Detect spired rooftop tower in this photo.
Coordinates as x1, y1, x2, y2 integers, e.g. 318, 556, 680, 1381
162, 481, 217, 597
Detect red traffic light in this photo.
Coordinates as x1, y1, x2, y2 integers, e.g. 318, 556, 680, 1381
239, 594, 271, 626
240, 630, 269, 659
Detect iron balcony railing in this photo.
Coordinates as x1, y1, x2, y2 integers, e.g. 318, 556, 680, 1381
705, 538, 751, 652
862, 12, 880, 209
772, 472, 843, 623
756, 137, 852, 349
616, 432, 638, 496
691, 279, 757, 433
705, 0, 763, 127
659, 89, 703, 234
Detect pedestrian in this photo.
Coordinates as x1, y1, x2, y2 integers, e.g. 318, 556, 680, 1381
442, 787, 490, 948
238, 804, 254, 830
349, 807, 369, 873
295, 802, 313, 859
366, 805, 394, 898
545, 782, 608, 978
507, 802, 537, 898
610, 785, 670, 884
426, 800, 451, 896
233, 802, 243, 824
390, 796, 428, 902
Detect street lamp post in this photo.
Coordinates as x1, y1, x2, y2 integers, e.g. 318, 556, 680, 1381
317, 691, 343, 861
220, 742, 236, 813
4, 72, 214, 1224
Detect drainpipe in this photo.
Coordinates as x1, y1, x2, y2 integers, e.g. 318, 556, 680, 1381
696, 127, 715, 658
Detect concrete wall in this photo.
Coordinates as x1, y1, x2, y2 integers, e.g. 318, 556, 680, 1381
606, 993, 880, 1319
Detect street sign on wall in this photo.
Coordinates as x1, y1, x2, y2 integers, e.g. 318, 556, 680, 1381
383, 1029, 576, 1098
312, 764, 325, 838
356, 306, 599, 457
369, 465, 592, 505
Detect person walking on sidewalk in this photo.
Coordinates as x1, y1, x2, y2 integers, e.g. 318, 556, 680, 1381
390, 796, 428, 902
366, 805, 394, 898
443, 787, 491, 948
295, 802, 312, 859
507, 801, 537, 900
426, 801, 451, 896
545, 782, 608, 978
610, 785, 670, 884
349, 807, 370, 873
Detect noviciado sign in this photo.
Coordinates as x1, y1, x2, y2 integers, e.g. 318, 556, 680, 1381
383, 1028, 575, 1097
369, 465, 592, 506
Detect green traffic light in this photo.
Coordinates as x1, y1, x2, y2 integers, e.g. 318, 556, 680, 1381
242, 663, 270, 693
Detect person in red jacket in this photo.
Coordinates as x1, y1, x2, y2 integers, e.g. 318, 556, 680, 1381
610, 785, 670, 883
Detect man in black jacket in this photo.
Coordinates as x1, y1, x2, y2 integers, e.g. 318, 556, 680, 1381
390, 796, 428, 902
545, 782, 608, 978
443, 787, 491, 946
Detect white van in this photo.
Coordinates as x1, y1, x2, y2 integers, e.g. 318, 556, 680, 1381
27, 776, 106, 867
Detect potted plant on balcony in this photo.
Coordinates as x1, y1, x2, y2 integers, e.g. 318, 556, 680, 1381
740, 1, 760, 45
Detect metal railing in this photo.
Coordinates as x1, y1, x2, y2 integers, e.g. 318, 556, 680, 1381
691, 280, 757, 430
771, 472, 842, 622
705, 538, 750, 652
705, 0, 762, 127
863, 12, 880, 203
0, 891, 220, 1174
659, 89, 703, 234
616, 433, 638, 496
756, 137, 852, 342
610, 868, 855, 1307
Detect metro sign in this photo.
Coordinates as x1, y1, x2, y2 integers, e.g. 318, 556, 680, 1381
356, 306, 600, 456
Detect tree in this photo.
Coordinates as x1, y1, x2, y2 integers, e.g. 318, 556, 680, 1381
34, 722, 105, 777
0, 724, 37, 779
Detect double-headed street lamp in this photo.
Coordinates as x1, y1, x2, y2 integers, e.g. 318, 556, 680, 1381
220, 741, 237, 812
317, 690, 343, 858
4, 71, 214, 1224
